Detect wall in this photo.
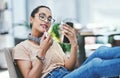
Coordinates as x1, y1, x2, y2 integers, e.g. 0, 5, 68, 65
28, 0, 77, 22
12, 0, 26, 24
89, 0, 120, 25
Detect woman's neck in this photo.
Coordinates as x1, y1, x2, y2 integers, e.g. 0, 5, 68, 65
31, 31, 43, 38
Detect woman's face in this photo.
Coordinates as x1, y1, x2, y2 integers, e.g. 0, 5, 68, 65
30, 7, 53, 33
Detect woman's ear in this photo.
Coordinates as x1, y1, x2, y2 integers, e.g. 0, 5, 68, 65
30, 17, 33, 24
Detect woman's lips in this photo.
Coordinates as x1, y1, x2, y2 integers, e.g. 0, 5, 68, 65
40, 24, 48, 31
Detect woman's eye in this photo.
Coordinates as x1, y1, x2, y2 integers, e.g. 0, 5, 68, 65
48, 18, 52, 22
39, 15, 46, 19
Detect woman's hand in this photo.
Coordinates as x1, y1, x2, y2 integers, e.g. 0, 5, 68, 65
61, 24, 77, 46
61, 24, 78, 70
38, 32, 52, 57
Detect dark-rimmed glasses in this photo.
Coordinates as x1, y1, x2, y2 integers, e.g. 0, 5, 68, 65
39, 13, 55, 23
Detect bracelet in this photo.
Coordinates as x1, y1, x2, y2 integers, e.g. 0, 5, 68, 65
36, 55, 45, 63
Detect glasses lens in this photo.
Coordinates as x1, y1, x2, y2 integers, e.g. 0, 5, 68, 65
39, 14, 55, 23
50, 18, 55, 23
39, 15, 46, 21
47, 17, 52, 22
48, 18, 55, 23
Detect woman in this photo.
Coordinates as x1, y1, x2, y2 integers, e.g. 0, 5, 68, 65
13, 5, 120, 78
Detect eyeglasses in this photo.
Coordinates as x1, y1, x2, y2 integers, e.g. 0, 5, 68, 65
39, 14, 55, 23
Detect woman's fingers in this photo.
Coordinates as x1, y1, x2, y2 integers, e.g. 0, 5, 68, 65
61, 24, 77, 45
41, 32, 47, 41
62, 24, 73, 32
39, 33, 52, 54
62, 24, 75, 37
40, 32, 52, 46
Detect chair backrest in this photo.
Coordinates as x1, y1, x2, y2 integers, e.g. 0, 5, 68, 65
4, 48, 23, 78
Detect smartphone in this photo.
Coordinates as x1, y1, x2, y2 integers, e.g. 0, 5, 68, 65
63, 22, 73, 43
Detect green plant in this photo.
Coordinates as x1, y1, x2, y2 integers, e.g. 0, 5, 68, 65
50, 23, 71, 52
59, 43, 71, 52
49, 23, 61, 42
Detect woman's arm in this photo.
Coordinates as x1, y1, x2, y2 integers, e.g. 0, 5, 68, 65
17, 58, 43, 78
64, 43, 78, 70
16, 33, 53, 78
61, 24, 78, 70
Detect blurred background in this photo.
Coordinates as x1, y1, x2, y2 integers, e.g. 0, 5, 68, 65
0, 0, 120, 78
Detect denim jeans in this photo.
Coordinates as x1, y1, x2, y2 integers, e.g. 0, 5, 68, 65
45, 46, 120, 78
44, 67, 70, 78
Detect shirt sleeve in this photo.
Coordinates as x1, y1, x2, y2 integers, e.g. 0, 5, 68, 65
13, 44, 31, 61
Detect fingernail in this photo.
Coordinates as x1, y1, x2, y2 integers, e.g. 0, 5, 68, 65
45, 32, 48, 37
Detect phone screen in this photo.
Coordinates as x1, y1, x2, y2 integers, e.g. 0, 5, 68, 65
63, 22, 73, 43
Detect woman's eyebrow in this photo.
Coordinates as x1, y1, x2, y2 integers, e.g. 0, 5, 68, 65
39, 12, 46, 15
39, 13, 52, 17
48, 16, 52, 18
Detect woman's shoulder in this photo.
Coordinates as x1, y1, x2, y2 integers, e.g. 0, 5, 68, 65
14, 40, 29, 49
13, 40, 31, 60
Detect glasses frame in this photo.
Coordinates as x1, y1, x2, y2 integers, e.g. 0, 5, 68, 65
39, 14, 55, 23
